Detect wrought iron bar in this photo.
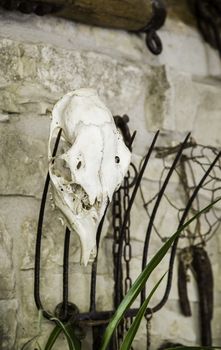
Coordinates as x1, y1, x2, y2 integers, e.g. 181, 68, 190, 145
34, 116, 221, 350
62, 227, 71, 321
74, 145, 220, 324
90, 204, 109, 313
115, 130, 160, 306
34, 128, 62, 320
90, 205, 110, 350
77, 308, 140, 326
141, 133, 191, 304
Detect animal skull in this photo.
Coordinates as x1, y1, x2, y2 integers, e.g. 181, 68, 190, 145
48, 89, 131, 266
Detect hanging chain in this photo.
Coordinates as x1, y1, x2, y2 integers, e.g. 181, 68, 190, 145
145, 311, 153, 350
112, 189, 124, 347
112, 115, 135, 348
123, 172, 132, 297
112, 169, 134, 348
113, 189, 122, 285
123, 171, 134, 349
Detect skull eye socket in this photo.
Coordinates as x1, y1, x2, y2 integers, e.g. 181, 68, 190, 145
77, 161, 82, 169
115, 156, 120, 164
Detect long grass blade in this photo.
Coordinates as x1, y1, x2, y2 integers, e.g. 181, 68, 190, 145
44, 325, 62, 350
120, 272, 167, 350
50, 318, 81, 350
65, 324, 81, 350
100, 197, 221, 350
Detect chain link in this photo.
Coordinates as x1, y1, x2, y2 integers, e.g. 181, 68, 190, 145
145, 310, 153, 350
123, 172, 132, 294
112, 167, 134, 349
112, 189, 124, 346
123, 172, 133, 349
113, 189, 122, 268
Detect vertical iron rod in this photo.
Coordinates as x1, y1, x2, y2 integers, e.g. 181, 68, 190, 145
34, 129, 62, 319
115, 131, 160, 306
62, 226, 71, 320
141, 133, 191, 303
90, 204, 109, 312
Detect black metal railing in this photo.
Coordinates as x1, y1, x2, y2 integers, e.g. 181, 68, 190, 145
34, 117, 221, 349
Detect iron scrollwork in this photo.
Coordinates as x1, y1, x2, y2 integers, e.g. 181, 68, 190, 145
34, 115, 221, 349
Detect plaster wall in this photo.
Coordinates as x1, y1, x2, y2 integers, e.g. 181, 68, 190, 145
0, 8, 221, 350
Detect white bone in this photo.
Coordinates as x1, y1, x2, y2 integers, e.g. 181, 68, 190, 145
48, 88, 131, 265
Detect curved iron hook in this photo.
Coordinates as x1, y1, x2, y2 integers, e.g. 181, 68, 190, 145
138, 0, 167, 55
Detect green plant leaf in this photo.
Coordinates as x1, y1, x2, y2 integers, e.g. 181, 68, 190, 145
100, 197, 221, 350
50, 318, 81, 350
44, 325, 62, 350
120, 272, 167, 350
65, 324, 81, 350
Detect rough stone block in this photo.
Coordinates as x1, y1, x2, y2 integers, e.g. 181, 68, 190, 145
0, 119, 48, 198
0, 217, 15, 300
158, 19, 221, 77
145, 65, 175, 131
192, 80, 221, 147
0, 300, 18, 350
151, 308, 199, 343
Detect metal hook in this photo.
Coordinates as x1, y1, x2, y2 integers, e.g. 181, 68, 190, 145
138, 0, 167, 55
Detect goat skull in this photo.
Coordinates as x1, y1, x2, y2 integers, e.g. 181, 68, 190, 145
48, 89, 131, 265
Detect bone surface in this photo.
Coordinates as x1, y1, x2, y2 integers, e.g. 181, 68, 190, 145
48, 89, 131, 265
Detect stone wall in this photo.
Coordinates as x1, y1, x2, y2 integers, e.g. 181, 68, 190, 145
0, 8, 221, 350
